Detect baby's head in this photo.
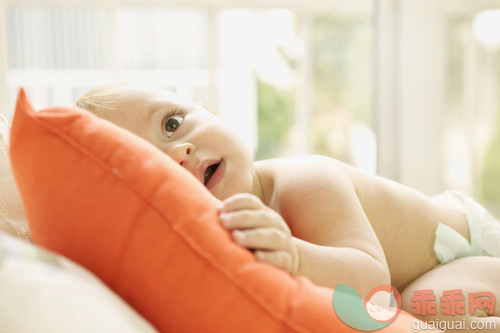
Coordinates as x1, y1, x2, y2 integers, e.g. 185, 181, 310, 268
76, 81, 255, 200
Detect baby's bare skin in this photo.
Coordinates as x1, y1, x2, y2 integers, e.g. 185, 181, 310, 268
253, 155, 469, 291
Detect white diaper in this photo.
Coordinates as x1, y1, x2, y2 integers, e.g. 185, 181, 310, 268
434, 191, 500, 265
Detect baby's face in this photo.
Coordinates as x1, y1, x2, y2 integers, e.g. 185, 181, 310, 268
99, 84, 255, 200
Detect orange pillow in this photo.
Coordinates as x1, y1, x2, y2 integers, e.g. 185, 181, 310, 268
10, 88, 422, 332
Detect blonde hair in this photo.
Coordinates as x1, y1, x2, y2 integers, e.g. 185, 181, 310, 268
76, 81, 216, 116
75, 81, 136, 115
76, 80, 169, 115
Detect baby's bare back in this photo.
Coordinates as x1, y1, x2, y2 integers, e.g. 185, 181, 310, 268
357, 174, 469, 290
255, 155, 469, 291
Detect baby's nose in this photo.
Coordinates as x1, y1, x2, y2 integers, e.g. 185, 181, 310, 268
169, 142, 194, 165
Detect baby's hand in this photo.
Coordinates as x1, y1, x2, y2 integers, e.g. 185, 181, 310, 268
218, 193, 299, 275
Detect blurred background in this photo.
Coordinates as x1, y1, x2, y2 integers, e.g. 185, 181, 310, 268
1, 0, 500, 215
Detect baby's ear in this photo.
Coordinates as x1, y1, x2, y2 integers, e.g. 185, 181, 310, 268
198, 103, 218, 116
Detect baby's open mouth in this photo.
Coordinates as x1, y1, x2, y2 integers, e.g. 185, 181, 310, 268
204, 162, 221, 186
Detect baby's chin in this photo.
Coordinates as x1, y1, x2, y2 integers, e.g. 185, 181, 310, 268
210, 187, 237, 201
210, 184, 249, 201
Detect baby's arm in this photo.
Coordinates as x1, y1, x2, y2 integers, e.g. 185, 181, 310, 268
283, 163, 390, 297
219, 157, 390, 297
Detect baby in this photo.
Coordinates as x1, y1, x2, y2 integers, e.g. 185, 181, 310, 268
76, 81, 500, 326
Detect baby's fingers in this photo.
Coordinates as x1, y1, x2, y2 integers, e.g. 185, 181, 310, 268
220, 210, 287, 233
232, 228, 289, 251
218, 193, 265, 212
231, 228, 299, 275
255, 250, 298, 275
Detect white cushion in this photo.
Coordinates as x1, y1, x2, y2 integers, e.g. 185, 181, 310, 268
0, 232, 158, 333
0, 114, 30, 241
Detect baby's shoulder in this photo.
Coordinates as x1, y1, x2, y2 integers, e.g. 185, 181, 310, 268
255, 154, 353, 182
255, 155, 367, 236
255, 154, 337, 169
255, 155, 356, 202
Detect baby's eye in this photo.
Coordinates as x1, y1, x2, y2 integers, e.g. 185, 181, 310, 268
164, 115, 184, 138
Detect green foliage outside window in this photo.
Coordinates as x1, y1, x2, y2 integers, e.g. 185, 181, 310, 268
311, 15, 373, 160
481, 129, 500, 217
255, 80, 295, 160
255, 14, 373, 163
480, 59, 500, 217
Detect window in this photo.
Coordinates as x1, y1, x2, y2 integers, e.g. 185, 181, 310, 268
2, 1, 375, 173
5, 6, 109, 108
445, 5, 500, 216
310, 14, 374, 171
